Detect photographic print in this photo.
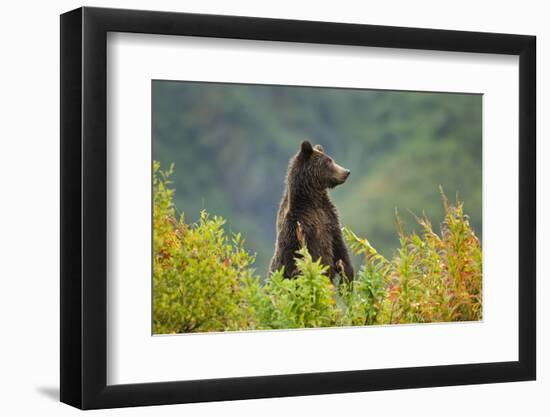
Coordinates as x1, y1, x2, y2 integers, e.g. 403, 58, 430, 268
152, 80, 482, 334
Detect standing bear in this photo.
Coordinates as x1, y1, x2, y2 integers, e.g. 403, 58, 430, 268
269, 140, 354, 281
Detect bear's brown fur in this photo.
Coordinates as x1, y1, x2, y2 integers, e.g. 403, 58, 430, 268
269, 140, 354, 281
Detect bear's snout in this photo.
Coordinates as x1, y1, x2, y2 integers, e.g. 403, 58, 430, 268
335, 166, 350, 184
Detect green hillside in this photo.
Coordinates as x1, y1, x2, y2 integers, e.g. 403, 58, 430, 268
152, 81, 482, 275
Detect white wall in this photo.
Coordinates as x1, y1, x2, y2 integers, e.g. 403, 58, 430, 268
0, 0, 545, 415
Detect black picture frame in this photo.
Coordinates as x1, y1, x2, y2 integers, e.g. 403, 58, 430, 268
60, 6, 536, 410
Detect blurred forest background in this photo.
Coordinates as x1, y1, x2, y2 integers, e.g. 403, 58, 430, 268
152, 80, 482, 277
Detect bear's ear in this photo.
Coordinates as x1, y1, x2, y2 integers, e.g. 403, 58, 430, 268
313, 144, 324, 153
300, 140, 313, 157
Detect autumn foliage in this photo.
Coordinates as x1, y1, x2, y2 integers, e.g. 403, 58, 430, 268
153, 162, 482, 334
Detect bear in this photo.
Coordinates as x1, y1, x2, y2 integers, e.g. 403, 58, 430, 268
269, 140, 354, 281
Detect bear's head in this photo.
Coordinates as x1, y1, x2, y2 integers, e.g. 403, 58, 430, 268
290, 140, 351, 191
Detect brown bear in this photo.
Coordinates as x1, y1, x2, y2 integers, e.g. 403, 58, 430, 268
269, 140, 354, 281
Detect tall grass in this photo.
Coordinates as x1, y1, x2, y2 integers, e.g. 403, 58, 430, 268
153, 162, 482, 334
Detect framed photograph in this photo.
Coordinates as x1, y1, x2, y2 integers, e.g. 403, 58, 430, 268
60, 6, 536, 409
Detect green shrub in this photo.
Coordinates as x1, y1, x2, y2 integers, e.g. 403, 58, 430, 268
153, 161, 258, 333
247, 247, 338, 329
153, 162, 482, 334
343, 188, 482, 325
